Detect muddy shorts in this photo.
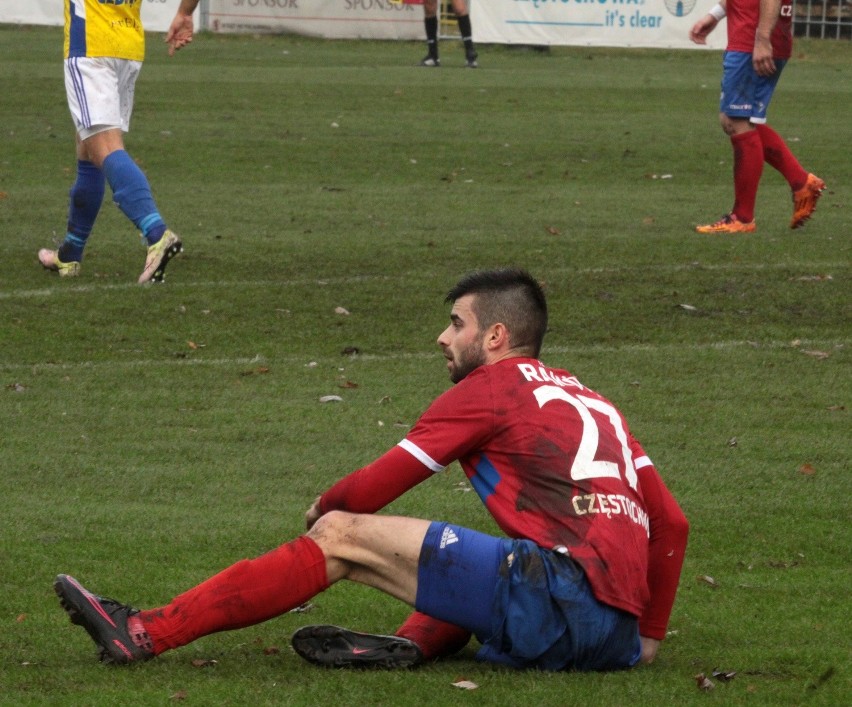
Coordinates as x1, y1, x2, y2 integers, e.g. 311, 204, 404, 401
415, 521, 640, 671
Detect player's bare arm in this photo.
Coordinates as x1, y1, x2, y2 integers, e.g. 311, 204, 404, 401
753, 0, 782, 74
689, 0, 725, 44
166, 0, 201, 56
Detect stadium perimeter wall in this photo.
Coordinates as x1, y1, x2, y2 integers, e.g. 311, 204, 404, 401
0, 0, 726, 49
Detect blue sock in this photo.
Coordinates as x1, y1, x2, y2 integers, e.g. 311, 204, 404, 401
59, 160, 105, 262
102, 150, 167, 246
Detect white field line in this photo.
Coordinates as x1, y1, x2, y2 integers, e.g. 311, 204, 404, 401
0, 261, 844, 301
0, 339, 846, 373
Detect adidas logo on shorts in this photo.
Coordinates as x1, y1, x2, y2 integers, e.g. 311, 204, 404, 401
440, 526, 459, 548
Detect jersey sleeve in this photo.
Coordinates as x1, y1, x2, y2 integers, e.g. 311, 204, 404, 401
632, 438, 690, 639
318, 444, 434, 515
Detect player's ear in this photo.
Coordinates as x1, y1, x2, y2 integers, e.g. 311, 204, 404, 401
486, 322, 509, 351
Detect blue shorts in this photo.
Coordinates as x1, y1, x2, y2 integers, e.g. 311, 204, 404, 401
719, 51, 787, 124
415, 522, 641, 671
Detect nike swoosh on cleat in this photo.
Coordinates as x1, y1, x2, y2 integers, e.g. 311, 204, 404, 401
351, 648, 373, 655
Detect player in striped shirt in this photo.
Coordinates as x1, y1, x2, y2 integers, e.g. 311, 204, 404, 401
39, 0, 183, 282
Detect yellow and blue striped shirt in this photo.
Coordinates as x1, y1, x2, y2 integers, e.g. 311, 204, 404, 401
64, 0, 145, 61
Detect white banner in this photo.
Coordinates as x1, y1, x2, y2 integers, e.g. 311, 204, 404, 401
206, 0, 423, 40
1, 0, 724, 48
473, 0, 726, 49
0, 0, 198, 34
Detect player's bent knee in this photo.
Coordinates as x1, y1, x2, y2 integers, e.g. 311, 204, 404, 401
305, 510, 364, 554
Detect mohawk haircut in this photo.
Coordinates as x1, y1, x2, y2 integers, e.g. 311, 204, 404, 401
446, 268, 548, 357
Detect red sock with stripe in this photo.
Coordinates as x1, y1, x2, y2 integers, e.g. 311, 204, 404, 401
137, 536, 329, 654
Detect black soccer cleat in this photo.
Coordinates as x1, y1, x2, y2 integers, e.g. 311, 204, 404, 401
291, 625, 423, 669
54, 574, 154, 665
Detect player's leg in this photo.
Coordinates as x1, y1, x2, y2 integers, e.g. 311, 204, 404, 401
292, 520, 493, 668
53, 512, 428, 664
697, 52, 761, 234
757, 120, 824, 227
54, 533, 330, 664
38, 135, 106, 276
76, 58, 181, 282
748, 60, 825, 228
450, 0, 478, 67
39, 61, 110, 276
421, 0, 440, 66
728, 118, 763, 226
395, 611, 472, 659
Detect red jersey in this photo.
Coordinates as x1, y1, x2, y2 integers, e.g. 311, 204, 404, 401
726, 0, 793, 59
320, 357, 688, 638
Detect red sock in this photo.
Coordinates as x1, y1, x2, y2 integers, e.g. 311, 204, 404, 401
755, 124, 808, 191
138, 536, 329, 654
396, 611, 471, 660
730, 129, 764, 223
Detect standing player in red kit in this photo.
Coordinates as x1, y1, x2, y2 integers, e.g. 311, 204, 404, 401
54, 269, 688, 671
691, 0, 825, 234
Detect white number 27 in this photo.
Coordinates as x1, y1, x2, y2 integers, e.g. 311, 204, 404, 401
534, 385, 638, 490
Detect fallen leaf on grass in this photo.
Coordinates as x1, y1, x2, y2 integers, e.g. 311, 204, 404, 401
679, 303, 698, 312
240, 367, 270, 377
6, 383, 27, 392
319, 395, 343, 403
545, 225, 561, 236
334, 306, 350, 315
16, 614, 26, 622
289, 602, 315, 613
338, 380, 359, 389
341, 346, 360, 356
713, 669, 737, 682
826, 404, 845, 412
452, 678, 479, 690
263, 646, 280, 655
727, 437, 738, 447
170, 690, 189, 701
694, 673, 715, 691
190, 659, 218, 668
799, 463, 816, 476
802, 349, 830, 360
698, 575, 719, 588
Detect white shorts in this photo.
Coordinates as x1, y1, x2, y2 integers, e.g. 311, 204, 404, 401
65, 56, 142, 139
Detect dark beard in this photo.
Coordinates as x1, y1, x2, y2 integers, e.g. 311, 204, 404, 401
450, 340, 487, 383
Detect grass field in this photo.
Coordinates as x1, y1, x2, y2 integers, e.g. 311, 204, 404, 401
1, 23, 850, 706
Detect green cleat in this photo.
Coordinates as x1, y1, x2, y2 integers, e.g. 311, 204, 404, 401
139, 229, 183, 284
39, 248, 81, 277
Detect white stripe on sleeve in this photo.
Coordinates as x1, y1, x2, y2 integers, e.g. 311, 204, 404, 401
634, 455, 653, 469
398, 439, 446, 473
